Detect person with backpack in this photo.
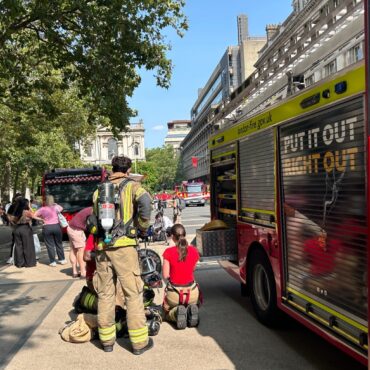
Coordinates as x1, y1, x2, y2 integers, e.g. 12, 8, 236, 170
162, 223, 201, 329
93, 155, 153, 355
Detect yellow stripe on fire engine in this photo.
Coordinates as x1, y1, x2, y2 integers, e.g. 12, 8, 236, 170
287, 287, 368, 333
241, 207, 275, 216
285, 295, 368, 350
209, 64, 365, 149
218, 208, 237, 215
211, 150, 236, 160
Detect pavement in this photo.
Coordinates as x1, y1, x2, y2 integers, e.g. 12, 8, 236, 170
1, 233, 366, 370
1, 235, 233, 370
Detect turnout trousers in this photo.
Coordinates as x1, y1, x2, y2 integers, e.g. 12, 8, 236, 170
95, 246, 149, 350
163, 281, 200, 322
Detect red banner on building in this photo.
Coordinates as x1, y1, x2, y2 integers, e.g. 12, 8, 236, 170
191, 156, 198, 168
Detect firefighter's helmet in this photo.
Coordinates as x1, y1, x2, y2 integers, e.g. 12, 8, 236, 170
138, 248, 163, 288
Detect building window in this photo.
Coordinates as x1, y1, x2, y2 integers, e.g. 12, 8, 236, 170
305, 74, 315, 87
323, 60, 337, 78
108, 138, 118, 159
134, 145, 139, 156
85, 143, 93, 157
347, 43, 363, 65
321, 4, 330, 16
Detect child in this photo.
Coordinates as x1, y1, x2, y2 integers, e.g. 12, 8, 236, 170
162, 224, 201, 329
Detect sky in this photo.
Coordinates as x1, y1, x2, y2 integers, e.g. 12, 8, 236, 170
129, 0, 293, 148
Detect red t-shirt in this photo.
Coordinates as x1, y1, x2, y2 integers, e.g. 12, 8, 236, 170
163, 245, 199, 285
85, 234, 96, 280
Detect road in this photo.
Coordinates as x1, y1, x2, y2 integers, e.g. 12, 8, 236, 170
158, 203, 210, 237
0, 204, 366, 369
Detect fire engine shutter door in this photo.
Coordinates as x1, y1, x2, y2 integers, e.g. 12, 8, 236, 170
211, 143, 237, 164
280, 97, 367, 325
239, 127, 275, 227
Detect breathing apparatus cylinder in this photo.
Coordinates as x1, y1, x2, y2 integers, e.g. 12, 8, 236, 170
98, 182, 116, 244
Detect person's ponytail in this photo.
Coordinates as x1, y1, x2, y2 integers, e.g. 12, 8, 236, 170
171, 224, 188, 262
177, 235, 188, 262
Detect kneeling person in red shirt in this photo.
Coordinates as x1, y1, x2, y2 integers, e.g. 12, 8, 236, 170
162, 224, 200, 329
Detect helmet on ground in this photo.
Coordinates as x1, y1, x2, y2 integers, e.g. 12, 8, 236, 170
143, 286, 155, 307
143, 271, 163, 289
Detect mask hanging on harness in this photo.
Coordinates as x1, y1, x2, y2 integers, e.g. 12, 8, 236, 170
98, 182, 116, 244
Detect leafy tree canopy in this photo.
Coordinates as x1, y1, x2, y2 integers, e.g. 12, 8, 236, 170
137, 145, 179, 193
0, 0, 188, 133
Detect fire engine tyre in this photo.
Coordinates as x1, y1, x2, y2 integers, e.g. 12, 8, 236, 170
250, 249, 278, 326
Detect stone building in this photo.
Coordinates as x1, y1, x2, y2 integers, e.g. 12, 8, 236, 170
164, 120, 191, 153
80, 121, 145, 167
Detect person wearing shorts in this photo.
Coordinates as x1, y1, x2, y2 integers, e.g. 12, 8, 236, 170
67, 207, 93, 278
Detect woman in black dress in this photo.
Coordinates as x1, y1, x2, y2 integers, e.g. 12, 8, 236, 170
12, 198, 38, 268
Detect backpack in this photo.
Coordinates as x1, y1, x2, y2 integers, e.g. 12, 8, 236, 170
178, 198, 186, 211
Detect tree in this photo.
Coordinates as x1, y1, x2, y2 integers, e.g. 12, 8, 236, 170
0, 72, 93, 198
144, 146, 179, 192
0, 0, 188, 133
135, 160, 158, 194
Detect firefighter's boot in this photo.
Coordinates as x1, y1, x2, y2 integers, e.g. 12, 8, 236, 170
187, 304, 199, 327
176, 305, 187, 329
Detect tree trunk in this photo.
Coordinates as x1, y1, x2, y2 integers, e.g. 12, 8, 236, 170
13, 167, 20, 196
1, 161, 11, 202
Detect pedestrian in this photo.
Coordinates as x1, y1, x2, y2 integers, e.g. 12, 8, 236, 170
35, 195, 67, 267
172, 195, 182, 224
94, 155, 153, 354
157, 199, 164, 214
66, 206, 92, 278
5, 193, 24, 264
162, 223, 201, 329
0, 206, 6, 225
11, 198, 40, 268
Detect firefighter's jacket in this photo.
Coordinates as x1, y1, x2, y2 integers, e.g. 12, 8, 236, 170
93, 172, 151, 249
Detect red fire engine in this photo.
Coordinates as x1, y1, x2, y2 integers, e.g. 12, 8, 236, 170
175, 181, 209, 206
200, 44, 370, 364
42, 167, 106, 222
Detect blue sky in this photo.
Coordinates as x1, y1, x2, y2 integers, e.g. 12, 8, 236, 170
129, 0, 293, 148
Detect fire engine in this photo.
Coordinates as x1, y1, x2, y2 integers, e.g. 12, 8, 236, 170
175, 181, 209, 206
42, 167, 106, 222
199, 1, 369, 365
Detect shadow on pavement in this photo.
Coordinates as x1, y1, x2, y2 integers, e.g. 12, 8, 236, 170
193, 266, 366, 370
0, 244, 74, 369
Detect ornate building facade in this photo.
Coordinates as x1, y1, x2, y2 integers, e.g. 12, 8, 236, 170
80, 121, 145, 166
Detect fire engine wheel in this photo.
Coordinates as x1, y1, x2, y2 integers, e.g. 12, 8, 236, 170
250, 249, 278, 326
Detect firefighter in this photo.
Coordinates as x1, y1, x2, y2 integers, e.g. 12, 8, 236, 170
93, 155, 153, 354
